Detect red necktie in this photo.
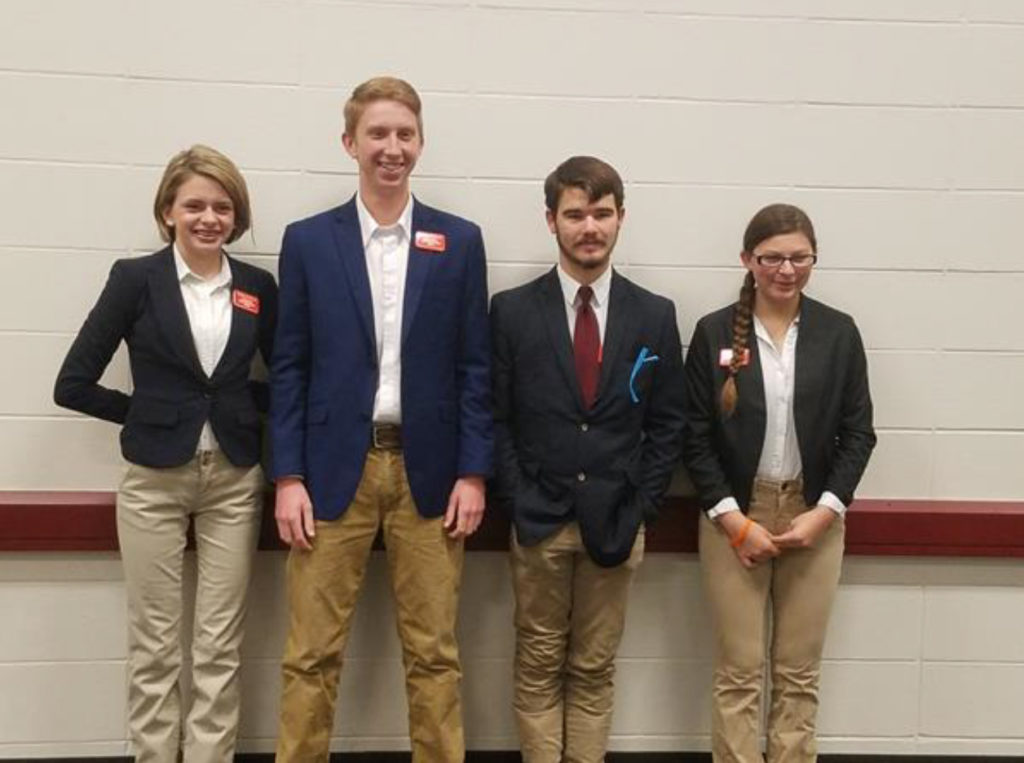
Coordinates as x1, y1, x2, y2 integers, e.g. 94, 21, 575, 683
574, 285, 600, 408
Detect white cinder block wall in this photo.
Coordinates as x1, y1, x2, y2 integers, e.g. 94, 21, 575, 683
1, 0, 1023, 757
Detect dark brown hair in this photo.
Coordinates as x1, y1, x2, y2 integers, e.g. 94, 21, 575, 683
544, 155, 624, 213
720, 203, 817, 416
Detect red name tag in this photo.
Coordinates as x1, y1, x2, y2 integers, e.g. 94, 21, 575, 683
232, 289, 260, 315
718, 348, 750, 367
415, 230, 447, 253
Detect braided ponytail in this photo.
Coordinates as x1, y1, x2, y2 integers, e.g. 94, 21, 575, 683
720, 271, 755, 416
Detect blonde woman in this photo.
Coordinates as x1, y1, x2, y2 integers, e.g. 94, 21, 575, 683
55, 145, 277, 762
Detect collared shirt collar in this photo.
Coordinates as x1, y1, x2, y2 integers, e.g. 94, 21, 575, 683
173, 244, 231, 289
753, 312, 801, 346
356, 192, 414, 248
557, 264, 612, 310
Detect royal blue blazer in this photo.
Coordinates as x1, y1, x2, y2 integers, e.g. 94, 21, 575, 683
269, 197, 493, 520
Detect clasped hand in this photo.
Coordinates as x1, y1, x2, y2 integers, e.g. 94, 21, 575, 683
718, 505, 835, 569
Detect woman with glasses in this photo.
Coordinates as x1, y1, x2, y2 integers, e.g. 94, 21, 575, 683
682, 203, 875, 762
54, 145, 277, 762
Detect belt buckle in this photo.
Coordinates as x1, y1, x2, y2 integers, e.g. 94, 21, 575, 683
373, 424, 398, 449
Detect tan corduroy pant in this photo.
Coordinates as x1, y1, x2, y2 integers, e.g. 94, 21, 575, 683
276, 448, 465, 763
700, 478, 845, 763
512, 522, 644, 763
116, 450, 264, 763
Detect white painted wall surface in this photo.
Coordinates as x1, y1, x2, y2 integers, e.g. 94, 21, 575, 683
1, 0, 1023, 757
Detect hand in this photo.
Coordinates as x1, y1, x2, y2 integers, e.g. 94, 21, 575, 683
717, 511, 779, 569
444, 476, 486, 539
771, 505, 836, 550
275, 477, 315, 550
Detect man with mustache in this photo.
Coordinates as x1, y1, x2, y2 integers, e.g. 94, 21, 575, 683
490, 156, 686, 762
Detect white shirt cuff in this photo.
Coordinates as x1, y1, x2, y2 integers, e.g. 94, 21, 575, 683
707, 496, 741, 520
818, 491, 847, 516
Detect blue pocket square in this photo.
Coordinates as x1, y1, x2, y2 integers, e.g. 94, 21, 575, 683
629, 346, 660, 404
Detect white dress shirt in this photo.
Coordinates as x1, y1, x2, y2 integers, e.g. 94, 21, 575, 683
356, 193, 414, 424
173, 245, 232, 452
707, 314, 846, 519
557, 264, 612, 344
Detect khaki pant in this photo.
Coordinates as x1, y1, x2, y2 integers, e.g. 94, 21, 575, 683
117, 450, 264, 763
276, 449, 465, 763
512, 522, 644, 763
700, 478, 845, 763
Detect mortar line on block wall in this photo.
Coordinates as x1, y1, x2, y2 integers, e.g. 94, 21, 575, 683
638, 12, 965, 27
0, 244, 123, 255
476, 2, 628, 17
0, 329, 79, 338
0, 67, 304, 90
0, 656, 126, 667
0, 156, 308, 177
914, 579, 926, 752
939, 349, 1024, 357
0, 413, 104, 423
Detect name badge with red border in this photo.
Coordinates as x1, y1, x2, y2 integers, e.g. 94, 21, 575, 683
232, 289, 260, 315
718, 348, 750, 367
415, 231, 447, 253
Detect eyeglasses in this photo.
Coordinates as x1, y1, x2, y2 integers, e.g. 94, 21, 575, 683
753, 253, 818, 269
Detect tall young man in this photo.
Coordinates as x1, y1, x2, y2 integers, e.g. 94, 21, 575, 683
491, 156, 686, 763
270, 76, 492, 762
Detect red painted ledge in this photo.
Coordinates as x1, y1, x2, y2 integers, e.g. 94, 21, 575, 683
2, 492, 1023, 557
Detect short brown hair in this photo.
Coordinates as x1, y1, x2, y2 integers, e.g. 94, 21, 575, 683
343, 76, 423, 138
153, 145, 251, 245
544, 155, 624, 213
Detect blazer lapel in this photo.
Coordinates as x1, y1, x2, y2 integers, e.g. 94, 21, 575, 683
595, 271, 639, 405
537, 268, 585, 410
210, 255, 255, 381
148, 248, 205, 378
331, 199, 376, 352
793, 296, 821, 445
736, 313, 767, 426
402, 199, 440, 347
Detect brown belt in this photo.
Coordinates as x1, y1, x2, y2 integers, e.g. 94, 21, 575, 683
371, 423, 402, 450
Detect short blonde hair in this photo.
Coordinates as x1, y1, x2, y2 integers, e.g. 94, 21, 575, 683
153, 145, 251, 244
343, 76, 423, 139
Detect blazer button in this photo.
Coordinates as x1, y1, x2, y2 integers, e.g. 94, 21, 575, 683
580, 422, 589, 432
577, 472, 586, 482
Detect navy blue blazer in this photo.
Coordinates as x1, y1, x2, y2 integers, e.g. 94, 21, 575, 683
54, 247, 278, 468
269, 197, 493, 520
491, 268, 686, 567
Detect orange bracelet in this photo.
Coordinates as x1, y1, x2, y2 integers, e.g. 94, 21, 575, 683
730, 517, 753, 548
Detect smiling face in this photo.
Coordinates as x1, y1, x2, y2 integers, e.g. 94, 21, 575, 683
342, 99, 423, 197
741, 231, 815, 307
547, 188, 624, 282
163, 173, 235, 262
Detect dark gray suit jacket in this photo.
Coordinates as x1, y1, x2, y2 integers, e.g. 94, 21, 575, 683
491, 267, 686, 567
682, 295, 876, 513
